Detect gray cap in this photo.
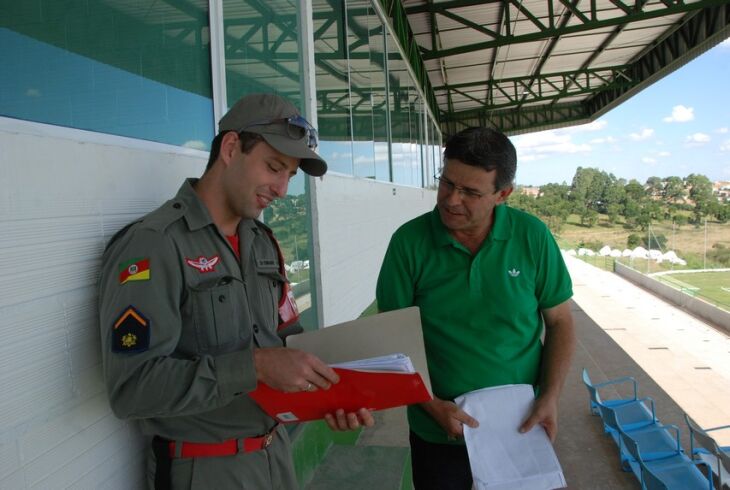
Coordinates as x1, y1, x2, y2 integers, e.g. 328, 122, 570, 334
219, 93, 327, 177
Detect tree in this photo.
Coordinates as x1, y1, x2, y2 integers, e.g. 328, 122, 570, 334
579, 208, 599, 227
713, 202, 730, 224
645, 176, 663, 198
663, 176, 685, 203
627, 234, 641, 248
686, 173, 713, 223
606, 203, 622, 224
603, 178, 626, 214
624, 179, 646, 201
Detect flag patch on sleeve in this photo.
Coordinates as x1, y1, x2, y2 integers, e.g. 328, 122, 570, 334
112, 306, 150, 353
119, 258, 150, 284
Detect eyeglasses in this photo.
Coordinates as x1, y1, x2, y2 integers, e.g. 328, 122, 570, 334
243, 115, 319, 150
435, 175, 487, 200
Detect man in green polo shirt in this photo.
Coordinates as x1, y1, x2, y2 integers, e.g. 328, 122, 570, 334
376, 126, 575, 489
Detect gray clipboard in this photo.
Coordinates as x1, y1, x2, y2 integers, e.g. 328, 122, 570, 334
287, 306, 432, 395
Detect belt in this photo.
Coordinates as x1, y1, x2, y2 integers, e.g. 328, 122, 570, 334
161, 426, 278, 459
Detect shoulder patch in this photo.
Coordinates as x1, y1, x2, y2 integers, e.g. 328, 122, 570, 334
112, 306, 150, 353
119, 258, 150, 284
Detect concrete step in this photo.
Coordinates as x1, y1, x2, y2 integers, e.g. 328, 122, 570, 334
304, 444, 411, 490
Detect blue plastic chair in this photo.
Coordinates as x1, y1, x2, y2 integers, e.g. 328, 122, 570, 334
685, 414, 730, 488
619, 430, 714, 489
581, 368, 641, 414
582, 368, 657, 433
598, 403, 679, 469
718, 450, 730, 489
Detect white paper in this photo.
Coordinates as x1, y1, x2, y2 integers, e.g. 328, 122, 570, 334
455, 384, 567, 490
329, 353, 415, 373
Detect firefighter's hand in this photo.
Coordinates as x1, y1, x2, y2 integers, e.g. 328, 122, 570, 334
253, 347, 339, 393
324, 408, 376, 431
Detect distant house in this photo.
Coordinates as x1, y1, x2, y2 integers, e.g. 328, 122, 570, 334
520, 185, 542, 198
713, 181, 730, 202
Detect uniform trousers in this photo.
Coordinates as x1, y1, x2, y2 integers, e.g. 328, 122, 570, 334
409, 431, 473, 490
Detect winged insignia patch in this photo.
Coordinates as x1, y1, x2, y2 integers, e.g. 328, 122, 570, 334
185, 255, 220, 273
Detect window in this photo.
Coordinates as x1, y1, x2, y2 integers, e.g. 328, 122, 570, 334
0, 0, 214, 149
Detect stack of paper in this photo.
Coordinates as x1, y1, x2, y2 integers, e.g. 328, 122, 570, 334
330, 353, 416, 373
455, 384, 566, 490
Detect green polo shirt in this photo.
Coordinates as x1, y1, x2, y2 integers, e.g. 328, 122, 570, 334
376, 204, 572, 444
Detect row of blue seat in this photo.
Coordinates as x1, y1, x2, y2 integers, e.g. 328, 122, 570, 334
582, 368, 730, 489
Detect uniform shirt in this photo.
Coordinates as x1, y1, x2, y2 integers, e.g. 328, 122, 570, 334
376, 204, 573, 444
98, 179, 287, 442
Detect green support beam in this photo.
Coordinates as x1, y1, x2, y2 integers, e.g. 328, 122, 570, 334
376, 0, 440, 122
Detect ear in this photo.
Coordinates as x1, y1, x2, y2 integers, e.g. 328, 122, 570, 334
495, 186, 514, 204
219, 131, 240, 167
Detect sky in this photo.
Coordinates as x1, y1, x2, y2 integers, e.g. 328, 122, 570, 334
512, 38, 730, 187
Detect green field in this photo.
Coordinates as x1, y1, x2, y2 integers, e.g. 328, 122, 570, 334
655, 271, 730, 310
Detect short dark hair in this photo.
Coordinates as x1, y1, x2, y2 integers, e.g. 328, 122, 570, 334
443, 127, 517, 191
204, 131, 265, 173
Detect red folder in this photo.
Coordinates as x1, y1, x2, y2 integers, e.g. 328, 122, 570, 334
249, 367, 432, 423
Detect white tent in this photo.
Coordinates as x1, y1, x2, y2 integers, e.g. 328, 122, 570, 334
599, 245, 612, 256
622, 249, 633, 257
631, 247, 648, 259
610, 249, 622, 258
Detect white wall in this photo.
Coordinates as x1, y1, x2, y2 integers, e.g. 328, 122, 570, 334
0, 119, 206, 489
314, 173, 437, 326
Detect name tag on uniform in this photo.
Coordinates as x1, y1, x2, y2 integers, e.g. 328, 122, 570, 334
257, 259, 278, 268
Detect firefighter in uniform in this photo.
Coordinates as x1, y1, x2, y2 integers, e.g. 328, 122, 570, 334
98, 93, 374, 489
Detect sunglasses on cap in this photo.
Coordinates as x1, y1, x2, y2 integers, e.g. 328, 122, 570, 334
243, 115, 319, 150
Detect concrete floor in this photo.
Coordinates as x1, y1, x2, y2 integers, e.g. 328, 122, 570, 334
357, 255, 730, 489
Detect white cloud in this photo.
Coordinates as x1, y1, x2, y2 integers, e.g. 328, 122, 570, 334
662, 105, 694, 123
717, 127, 729, 134
182, 140, 207, 150
629, 128, 654, 141
589, 136, 618, 144
642, 157, 657, 164
514, 130, 591, 158
686, 132, 710, 143
657, 151, 671, 157
720, 139, 730, 152
566, 120, 608, 133
520, 154, 547, 162
721, 38, 730, 48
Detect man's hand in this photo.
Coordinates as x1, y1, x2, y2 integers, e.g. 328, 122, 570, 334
253, 347, 339, 393
324, 408, 376, 431
518, 395, 559, 442
421, 398, 478, 438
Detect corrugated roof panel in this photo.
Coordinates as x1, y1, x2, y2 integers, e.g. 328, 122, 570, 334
493, 58, 544, 79
402, 0, 722, 132
442, 49, 497, 69
551, 30, 616, 53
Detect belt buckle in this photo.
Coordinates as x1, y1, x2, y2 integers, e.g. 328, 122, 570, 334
263, 432, 274, 448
